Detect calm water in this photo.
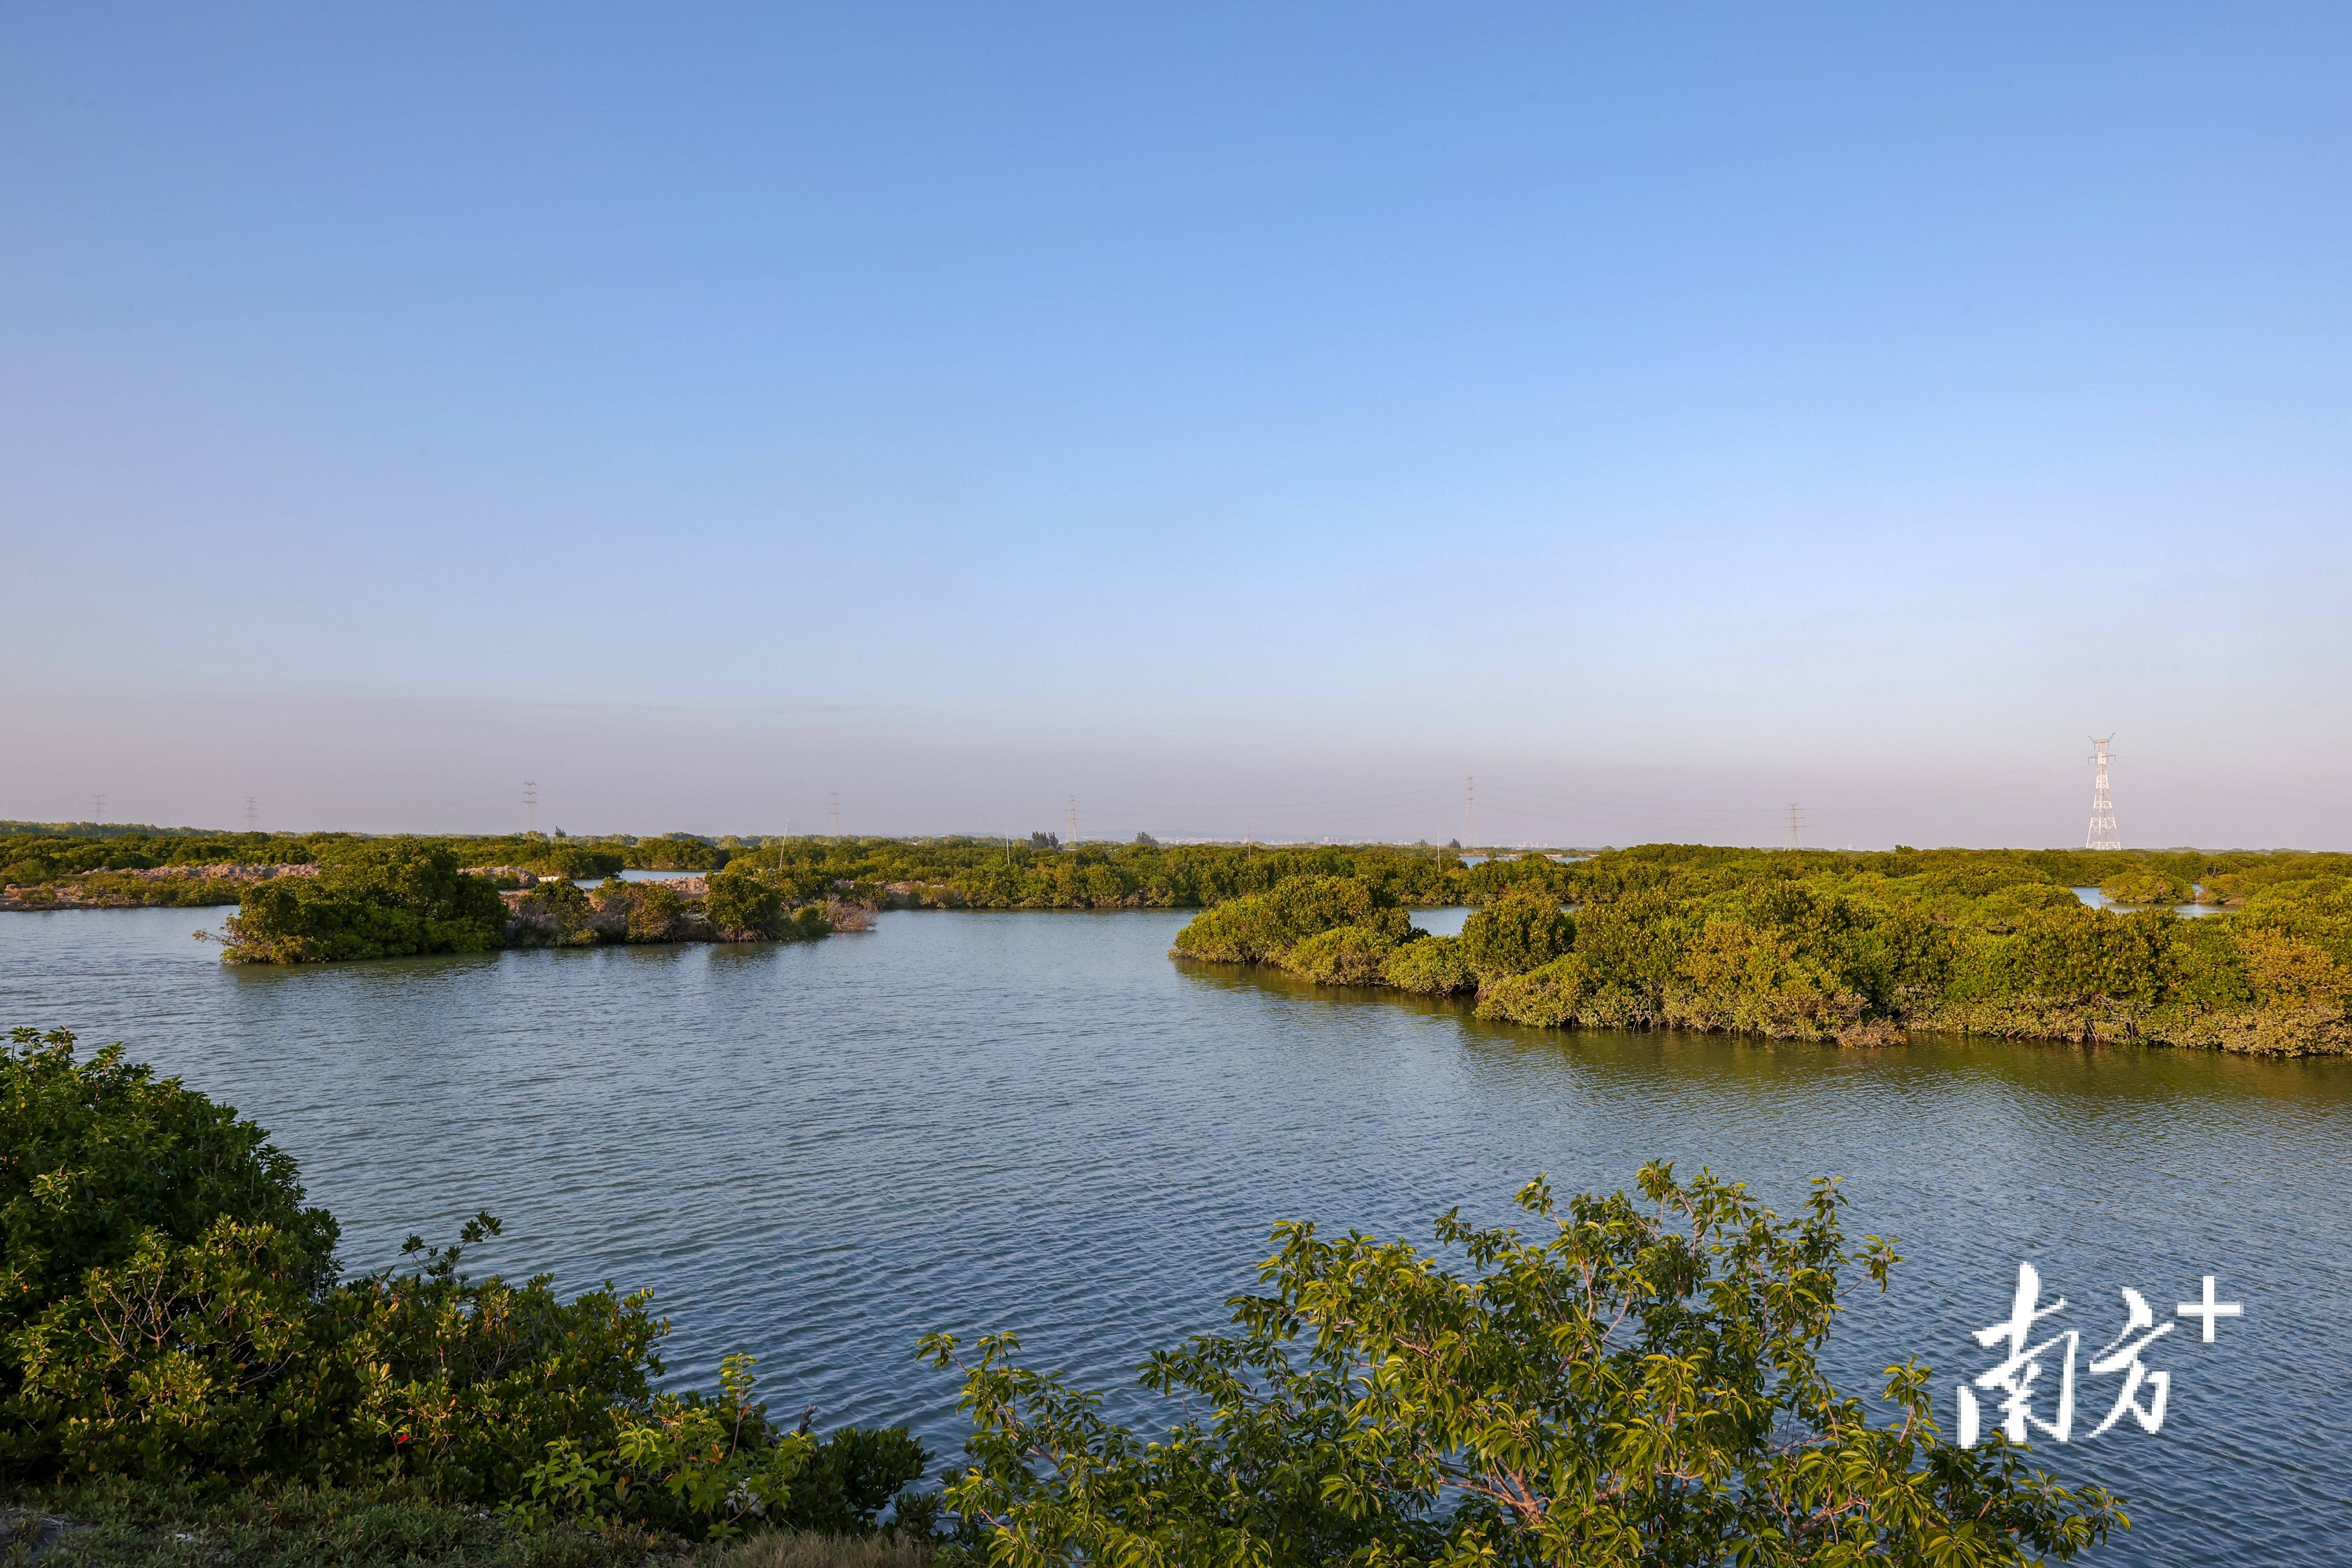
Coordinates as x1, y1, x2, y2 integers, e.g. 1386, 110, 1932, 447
4, 907, 2346, 1564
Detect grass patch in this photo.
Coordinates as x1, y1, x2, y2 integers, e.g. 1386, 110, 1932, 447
699, 1533, 931, 1568
0, 1477, 683, 1568
0, 1481, 937, 1568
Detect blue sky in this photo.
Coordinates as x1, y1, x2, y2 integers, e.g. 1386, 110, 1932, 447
4, 4, 2347, 845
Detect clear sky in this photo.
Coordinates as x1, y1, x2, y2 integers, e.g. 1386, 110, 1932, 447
4, 4, 2347, 847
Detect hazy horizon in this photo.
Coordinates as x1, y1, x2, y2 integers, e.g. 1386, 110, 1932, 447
6, 5, 2347, 847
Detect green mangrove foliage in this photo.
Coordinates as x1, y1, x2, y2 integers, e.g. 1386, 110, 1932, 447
5, 828, 1559, 911
216, 841, 509, 963
188, 840, 842, 963
1169, 874, 1415, 964
12, 820, 2348, 919
504, 873, 833, 950
1, 1028, 930, 1542
925, 1165, 2122, 1568
1170, 846, 2352, 1054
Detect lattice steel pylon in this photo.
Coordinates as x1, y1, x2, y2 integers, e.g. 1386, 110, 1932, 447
2085, 737, 2120, 850
1785, 804, 1802, 850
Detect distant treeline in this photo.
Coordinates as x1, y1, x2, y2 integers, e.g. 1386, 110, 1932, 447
1171, 844, 2352, 1055
0, 829, 733, 898
3, 830, 1549, 909
6, 827, 2347, 916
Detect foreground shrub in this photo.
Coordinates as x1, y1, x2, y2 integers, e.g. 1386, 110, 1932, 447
927, 1166, 2124, 1567
0, 1028, 340, 1476
2, 1029, 932, 1543
503, 1354, 925, 1540
0, 1473, 674, 1568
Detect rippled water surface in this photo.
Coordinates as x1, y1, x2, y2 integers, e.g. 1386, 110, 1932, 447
5, 907, 2347, 1564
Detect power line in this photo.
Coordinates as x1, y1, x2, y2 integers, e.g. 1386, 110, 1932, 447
2086, 737, 2120, 850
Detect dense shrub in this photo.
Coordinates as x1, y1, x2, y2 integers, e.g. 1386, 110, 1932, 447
528, 843, 627, 880
2, 1029, 931, 1542
1456, 890, 1574, 980
926, 1166, 2125, 1566
2, 1025, 341, 1476
506, 878, 603, 946
1282, 924, 1398, 986
1381, 934, 1475, 995
1169, 874, 1410, 966
706, 869, 788, 940
1166, 853, 2352, 1053
217, 850, 838, 963
627, 835, 729, 871
2099, 872, 2183, 907
615, 881, 690, 942
219, 841, 508, 963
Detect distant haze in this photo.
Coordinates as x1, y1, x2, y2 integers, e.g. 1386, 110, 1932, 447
3, 6, 2346, 848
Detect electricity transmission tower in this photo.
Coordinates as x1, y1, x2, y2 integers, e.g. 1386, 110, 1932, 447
1463, 775, 1477, 847
244, 797, 258, 831
1067, 795, 1077, 843
89, 794, 105, 824
1785, 804, 1802, 850
522, 781, 538, 833
829, 791, 841, 838
2085, 737, 2120, 850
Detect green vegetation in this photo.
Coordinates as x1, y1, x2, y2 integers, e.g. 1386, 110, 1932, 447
1172, 845, 2352, 1054
926, 1164, 2121, 1567
0, 1482, 933, 1568
215, 841, 510, 962
15, 824, 2352, 1021
11, 822, 2346, 919
502, 874, 836, 951
66, 838, 843, 963
6, 1026, 2140, 1566
1, 1027, 932, 1562
4, 828, 1559, 912
0, 1476, 676, 1568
